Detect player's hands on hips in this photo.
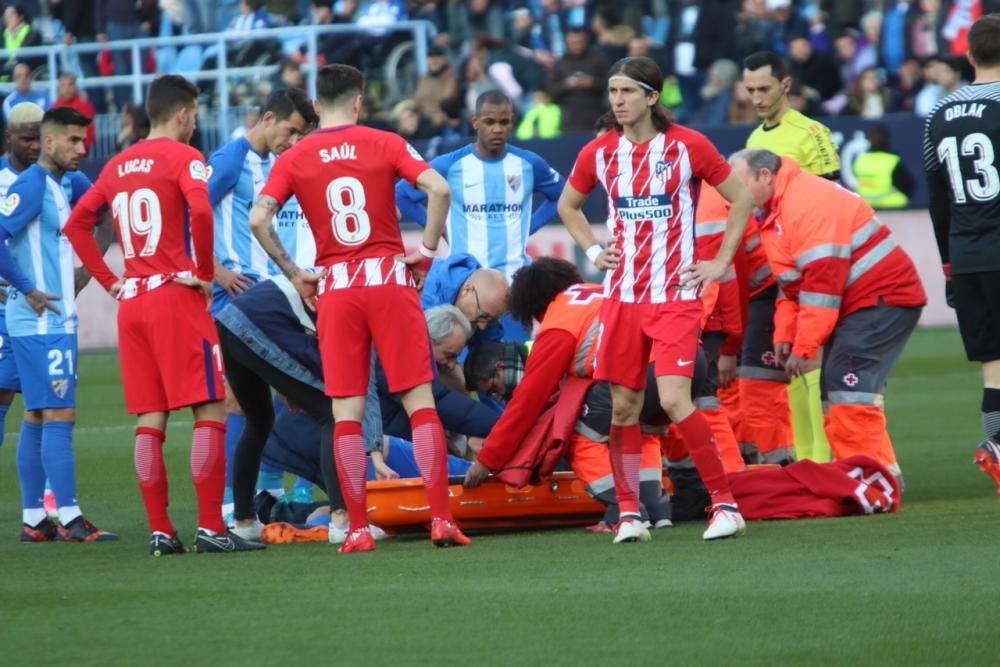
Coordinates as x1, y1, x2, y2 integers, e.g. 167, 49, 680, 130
108, 280, 123, 299
680, 259, 727, 291
74, 267, 92, 296
774, 342, 792, 368
401, 249, 434, 291
291, 270, 320, 311
594, 246, 622, 271
25, 289, 61, 317
175, 276, 214, 311
215, 265, 254, 298
718, 354, 738, 387
463, 461, 491, 488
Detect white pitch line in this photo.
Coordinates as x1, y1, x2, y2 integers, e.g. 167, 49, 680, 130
3, 421, 195, 439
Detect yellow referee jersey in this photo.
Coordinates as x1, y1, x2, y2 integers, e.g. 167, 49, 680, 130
746, 109, 840, 178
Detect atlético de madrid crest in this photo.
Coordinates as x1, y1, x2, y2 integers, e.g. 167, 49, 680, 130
507, 174, 522, 192
655, 160, 673, 182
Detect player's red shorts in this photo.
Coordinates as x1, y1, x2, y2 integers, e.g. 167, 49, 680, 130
317, 284, 433, 398
117, 282, 226, 415
594, 297, 703, 389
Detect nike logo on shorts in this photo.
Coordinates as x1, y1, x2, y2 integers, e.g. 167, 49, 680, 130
677, 359, 694, 367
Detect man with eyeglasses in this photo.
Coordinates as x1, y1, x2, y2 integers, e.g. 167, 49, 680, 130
421, 253, 511, 341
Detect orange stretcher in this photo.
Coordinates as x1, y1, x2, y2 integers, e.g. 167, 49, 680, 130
366, 472, 607, 533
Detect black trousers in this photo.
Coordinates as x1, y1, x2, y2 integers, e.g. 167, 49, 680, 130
217, 325, 344, 521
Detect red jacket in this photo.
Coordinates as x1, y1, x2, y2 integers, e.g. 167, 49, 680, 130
494, 376, 593, 488
729, 455, 901, 520
52, 94, 96, 151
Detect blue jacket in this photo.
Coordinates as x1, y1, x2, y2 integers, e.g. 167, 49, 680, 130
421, 253, 503, 343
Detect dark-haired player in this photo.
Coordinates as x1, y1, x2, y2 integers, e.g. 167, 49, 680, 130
249, 64, 470, 553
0, 107, 115, 542
66, 75, 262, 555
207, 87, 317, 525
922, 14, 1000, 492
558, 56, 755, 543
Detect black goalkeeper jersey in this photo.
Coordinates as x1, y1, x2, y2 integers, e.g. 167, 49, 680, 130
922, 81, 1000, 274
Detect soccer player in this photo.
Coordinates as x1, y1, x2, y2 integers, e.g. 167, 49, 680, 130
395, 90, 564, 341
65, 74, 263, 555
728, 148, 925, 479
922, 14, 1000, 492
0, 102, 42, 450
558, 56, 755, 543
249, 64, 470, 553
207, 88, 317, 521
0, 107, 115, 543
742, 50, 841, 465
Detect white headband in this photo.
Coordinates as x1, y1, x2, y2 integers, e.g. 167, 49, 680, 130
609, 75, 657, 92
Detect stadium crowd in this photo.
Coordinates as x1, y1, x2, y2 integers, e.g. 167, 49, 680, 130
0, 0, 998, 148
0, 6, 997, 554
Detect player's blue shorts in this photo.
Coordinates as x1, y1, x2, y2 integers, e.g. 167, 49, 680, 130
0, 311, 21, 392
12, 333, 77, 410
211, 284, 233, 317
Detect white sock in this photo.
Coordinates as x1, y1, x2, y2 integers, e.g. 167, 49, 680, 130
221, 502, 235, 517
57, 505, 82, 526
23, 508, 47, 526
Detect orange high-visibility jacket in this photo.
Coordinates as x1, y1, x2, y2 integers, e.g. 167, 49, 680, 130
758, 159, 927, 359
695, 186, 743, 353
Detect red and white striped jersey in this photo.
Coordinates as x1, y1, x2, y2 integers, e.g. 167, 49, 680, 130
568, 125, 731, 304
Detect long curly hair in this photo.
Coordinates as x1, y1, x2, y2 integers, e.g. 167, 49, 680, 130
509, 257, 583, 329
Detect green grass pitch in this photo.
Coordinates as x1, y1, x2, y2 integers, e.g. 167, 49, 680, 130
0, 328, 997, 665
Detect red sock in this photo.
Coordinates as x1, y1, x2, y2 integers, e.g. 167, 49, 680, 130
677, 410, 736, 506
191, 421, 227, 534
334, 420, 368, 531
610, 423, 642, 518
409, 408, 453, 521
134, 427, 174, 535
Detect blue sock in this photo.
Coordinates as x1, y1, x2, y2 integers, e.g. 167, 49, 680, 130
257, 461, 284, 494
223, 412, 246, 506
41, 422, 77, 509
0, 404, 9, 448
16, 421, 45, 512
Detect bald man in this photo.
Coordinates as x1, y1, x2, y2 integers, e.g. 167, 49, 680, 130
2, 64, 49, 126
421, 253, 510, 342
0, 102, 43, 447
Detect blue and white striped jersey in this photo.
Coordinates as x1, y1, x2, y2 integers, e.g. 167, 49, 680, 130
0, 157, 24, 322
0, 164, 90, 336
208, 137, 272, 279
269, 194, 315, 274
396, 144, 564, 279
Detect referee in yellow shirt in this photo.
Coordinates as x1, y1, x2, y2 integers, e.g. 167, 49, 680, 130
742, 51, 841, 464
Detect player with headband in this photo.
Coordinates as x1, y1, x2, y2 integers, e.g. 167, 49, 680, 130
557, 56, 756, 543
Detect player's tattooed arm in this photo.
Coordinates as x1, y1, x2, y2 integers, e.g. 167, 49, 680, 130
249, 195, 298, 279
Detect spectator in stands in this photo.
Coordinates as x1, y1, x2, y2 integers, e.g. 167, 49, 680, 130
548, 28, 608, 133
914, 55, 963, 116
909, 0, 948, 60
51, 72, 96, 152
516, 90, 561, 140
842, 67, 890, 119
591, 7, 634, 64
225, 0, 279, 67
728, 78, 759, 124
231, 108, 260, 139
880, 0, 912, 73
819, 0, 865, 32
509, 7, 557, 70
2, 3, 42, 78
460, 51, 499, 120
765, 0, 810, 57
50, 0, 101, 108
411, 45, 459, 133
271, 58, 306, 93
2, 63, 48, 125
788, 34, 842, 101
392, 100, 436, 141
889, 56, 924, 112
181, 0, 217, 34
734, 0, 776, 58
691, 59, 739, 126
114, 100, 150, 151
96, 0, 156, 110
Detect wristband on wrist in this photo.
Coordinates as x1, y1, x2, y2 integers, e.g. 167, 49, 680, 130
585, 244, 602, 263
419, 243, 437, 258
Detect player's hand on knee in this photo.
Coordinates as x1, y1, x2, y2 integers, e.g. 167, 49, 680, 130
175, 276, 214, 311
25, 289, 61, 317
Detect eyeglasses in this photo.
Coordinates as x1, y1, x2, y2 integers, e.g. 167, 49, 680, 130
471, 286, 499, 326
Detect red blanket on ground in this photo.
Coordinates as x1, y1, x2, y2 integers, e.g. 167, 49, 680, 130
729, 455, 901, 520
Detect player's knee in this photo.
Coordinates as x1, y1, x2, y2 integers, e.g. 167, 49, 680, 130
659, 392, 693, 422
42, 407, 76, 423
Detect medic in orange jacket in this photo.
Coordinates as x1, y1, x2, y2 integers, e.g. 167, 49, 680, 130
730, 151, 926, 469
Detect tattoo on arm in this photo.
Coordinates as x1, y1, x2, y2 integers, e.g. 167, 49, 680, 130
253, 195, 280, 213
266, 226, 298, 280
